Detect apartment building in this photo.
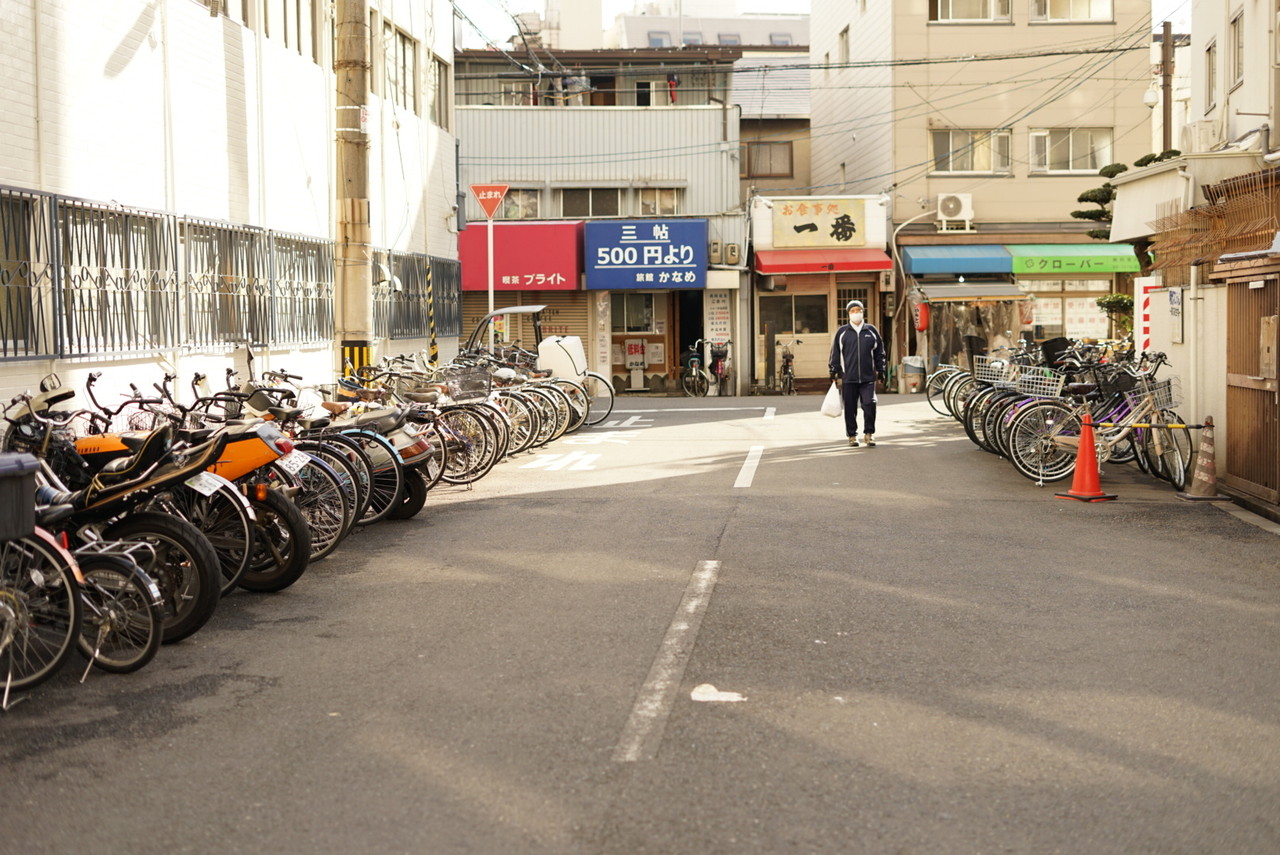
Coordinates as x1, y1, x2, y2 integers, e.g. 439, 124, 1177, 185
454, 48, 748, 393
0, 0, 460, 404
1109, 0, 1280, 514
809, 0, 1151, 374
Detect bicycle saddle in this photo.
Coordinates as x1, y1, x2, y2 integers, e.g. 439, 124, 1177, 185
1066, 382, 1097, 396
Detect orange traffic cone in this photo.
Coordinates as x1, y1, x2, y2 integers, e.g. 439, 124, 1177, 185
1056, 413, 1117, 502
1178, 415, 1232, 502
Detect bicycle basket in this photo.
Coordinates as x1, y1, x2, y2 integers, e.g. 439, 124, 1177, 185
973, 355, 1015, 384
1015, 367, 1066, 399
439, 364, 492, 402
709, 344, 729, 360
1125, 375, 1181, 411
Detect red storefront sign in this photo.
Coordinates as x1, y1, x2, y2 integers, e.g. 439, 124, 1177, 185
460, 221, 583, 291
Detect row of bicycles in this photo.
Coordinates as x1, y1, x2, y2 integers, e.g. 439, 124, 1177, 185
0, 339, 613, 707
924, 338, 1195, 490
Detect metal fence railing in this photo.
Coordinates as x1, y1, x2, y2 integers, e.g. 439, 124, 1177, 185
0, 184, 456, 361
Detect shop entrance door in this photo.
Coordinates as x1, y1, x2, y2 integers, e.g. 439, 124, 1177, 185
678, 291, 704, 371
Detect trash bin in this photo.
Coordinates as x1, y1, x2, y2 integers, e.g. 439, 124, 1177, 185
901, 356, 926, 393
0, 452, 39, 541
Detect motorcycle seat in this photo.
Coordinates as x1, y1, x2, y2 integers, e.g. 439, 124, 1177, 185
95, 426, 173, 486
404, 390, 439, 404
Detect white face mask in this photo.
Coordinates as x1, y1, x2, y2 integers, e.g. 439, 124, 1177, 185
849, 312, 863, 324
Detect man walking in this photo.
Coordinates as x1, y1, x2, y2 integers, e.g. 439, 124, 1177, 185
828, 300, 887, 447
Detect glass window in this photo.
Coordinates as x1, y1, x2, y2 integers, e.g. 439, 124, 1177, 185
496, 189, 539, 220
638, 188, 680, 216
931, 129, 1011, 173
743, 142, 794, 178
1205, 41, 1217, 108
1022, 280, 1111, 340
383, 23, 417, 113
770, 33, 792, 45
682, 32, 702, 45
428, 56, 450, 129
611, 293, 655, 333
929, 0, 1011, 21
1029, 128, 1112, 173
758, 294, 829, 337
838, 26, 850, 64
717, 33, 740, 45
648, 31, 672, 47
561, 189, 620, 217
1229, 14, 1244, 84
1031, 0, 1111, 21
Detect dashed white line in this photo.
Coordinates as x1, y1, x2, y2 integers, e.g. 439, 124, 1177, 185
733, 446, 764, 488
613, 560, 722, 762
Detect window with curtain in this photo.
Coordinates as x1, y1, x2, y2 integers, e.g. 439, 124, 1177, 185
1029, 128, 1112, 173
1031, 0, 1112, 21
929, 0, 1011, 22
931, 129, 1011, 173
611, 293, 655, 333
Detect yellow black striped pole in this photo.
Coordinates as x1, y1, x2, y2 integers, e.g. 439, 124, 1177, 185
341, 341, 372, 377
426, 263, 438, 363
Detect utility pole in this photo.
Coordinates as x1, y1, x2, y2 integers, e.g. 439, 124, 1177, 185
1161, 20, 1173, 153
336, 0, 373, 375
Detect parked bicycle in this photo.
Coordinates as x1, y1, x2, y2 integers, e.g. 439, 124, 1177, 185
708, 340, 732, 396
776, 339, 801, 395
680, 340, 710, 397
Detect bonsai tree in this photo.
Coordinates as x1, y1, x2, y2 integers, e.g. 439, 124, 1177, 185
1096, 293, 1134, 333
1072, 151, 1182, 241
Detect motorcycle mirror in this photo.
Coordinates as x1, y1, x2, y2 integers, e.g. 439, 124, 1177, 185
39, 373, 60, 393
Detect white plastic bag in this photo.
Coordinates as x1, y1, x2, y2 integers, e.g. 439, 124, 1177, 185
820, 381, 843, 418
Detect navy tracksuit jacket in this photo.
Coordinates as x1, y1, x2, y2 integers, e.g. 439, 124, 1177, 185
828, 322, 886, 435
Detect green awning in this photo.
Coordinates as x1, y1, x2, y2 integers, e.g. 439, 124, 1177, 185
1007, 244, 1140, 275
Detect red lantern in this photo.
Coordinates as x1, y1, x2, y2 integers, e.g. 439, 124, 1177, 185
913, 301, 930, 331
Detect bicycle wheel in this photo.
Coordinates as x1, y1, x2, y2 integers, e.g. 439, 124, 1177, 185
239, 488, 312, 593
681, 370, 699, 397
386, 467, 429, 520
103, 512, 220, 644
946, 374, 979, 425
498, 391, 540, 454
437, 407, 500, 485
1007, 400, 1083, 483
75, 553, 162, 674
550, 379, 590, 433
1157, 411, 1192, 491
341, 430, 405, 525
781, 373, 794, 395
284, 454, 351, 562
582, 371, 615, 426
312, 433, 375, 523
925, 369, 959, 417
166, 477, 255, 596
962, 387, 998, 452
532, 384, 573, 442
293, 441, 363, 537
0, 530, 82, 693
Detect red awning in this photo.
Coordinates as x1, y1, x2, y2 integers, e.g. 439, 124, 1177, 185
753, 248, 893, 275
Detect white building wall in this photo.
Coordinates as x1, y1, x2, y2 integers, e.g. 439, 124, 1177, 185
1190, 0, 1277, 150
809, 0, 893, 198
0, 0, 460, 404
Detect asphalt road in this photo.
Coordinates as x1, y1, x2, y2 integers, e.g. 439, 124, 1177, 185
3, 393, 1278, 855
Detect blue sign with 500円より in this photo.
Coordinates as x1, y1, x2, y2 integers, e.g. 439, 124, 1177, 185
584, 219, 708, 290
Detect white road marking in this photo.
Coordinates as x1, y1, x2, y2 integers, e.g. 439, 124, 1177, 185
613, 560, 722, 762
763, 407, 776, 420
518, 451, 601, 471
733, 446, 764, 488
609, 407, 769, 414
690, 683, 747, 702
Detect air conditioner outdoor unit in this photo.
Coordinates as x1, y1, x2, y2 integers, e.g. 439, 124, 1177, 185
1180, 120, 1221, 154
709, 240, 722, 265
725, 242, 741, 265
936, 193, 975, 230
